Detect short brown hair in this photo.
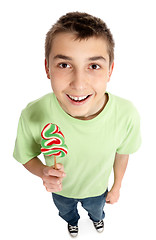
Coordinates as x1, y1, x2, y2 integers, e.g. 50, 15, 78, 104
45, 12, 115, 67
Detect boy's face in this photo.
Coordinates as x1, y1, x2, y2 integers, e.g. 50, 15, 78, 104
45, 32, 114, 120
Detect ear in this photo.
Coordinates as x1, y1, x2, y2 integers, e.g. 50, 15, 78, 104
45, 59, 50, 79
108, 62, 114, 82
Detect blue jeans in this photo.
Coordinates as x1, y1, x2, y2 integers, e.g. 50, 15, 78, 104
52, 189, 108, 226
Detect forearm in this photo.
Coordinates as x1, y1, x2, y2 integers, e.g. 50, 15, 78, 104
106, 153, 129, 204
23, 157, 46, 178
112, 153, 129, 191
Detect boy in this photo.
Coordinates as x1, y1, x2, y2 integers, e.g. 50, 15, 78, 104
13, 12, 141, 237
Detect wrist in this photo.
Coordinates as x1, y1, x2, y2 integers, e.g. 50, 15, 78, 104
111, 183, 121, 192
38, 165, 47, 179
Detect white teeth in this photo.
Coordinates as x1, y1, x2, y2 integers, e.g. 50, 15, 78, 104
69, 95, 88, 101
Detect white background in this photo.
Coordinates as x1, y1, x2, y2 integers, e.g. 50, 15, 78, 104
1, 0, 156, 239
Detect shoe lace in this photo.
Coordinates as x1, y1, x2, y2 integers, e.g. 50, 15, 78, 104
94, 220, 103, 227
69, 225, 78, 231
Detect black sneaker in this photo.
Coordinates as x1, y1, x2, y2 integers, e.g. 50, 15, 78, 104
93, 220, 104, 233
68, 223, 78, 237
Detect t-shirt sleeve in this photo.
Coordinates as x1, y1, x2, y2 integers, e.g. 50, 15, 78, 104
116, 107, 141, 154
13, 112, 41, 164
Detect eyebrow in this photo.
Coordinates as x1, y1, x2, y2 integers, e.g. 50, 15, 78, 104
53, 54, 107, 62
53, 54, 72, 61
88, 56, 106, 62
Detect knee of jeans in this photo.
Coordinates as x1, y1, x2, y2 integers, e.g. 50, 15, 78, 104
58, 208, 72, 217
53, 198, 78, 216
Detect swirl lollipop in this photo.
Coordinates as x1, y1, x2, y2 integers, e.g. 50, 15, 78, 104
41, 123, 68, 169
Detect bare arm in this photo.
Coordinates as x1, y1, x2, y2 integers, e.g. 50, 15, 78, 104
23, 157, 46, 178
23, 157, 66, 192
106, 153, 129, 204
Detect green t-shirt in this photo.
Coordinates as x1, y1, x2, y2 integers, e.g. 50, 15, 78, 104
13, 92, 141, 198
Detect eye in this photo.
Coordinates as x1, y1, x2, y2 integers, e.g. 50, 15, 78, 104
89, 64, 100, 70
59, 63, 70, 69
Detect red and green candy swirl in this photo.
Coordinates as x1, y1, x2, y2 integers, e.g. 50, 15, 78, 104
41, 123, 68, 157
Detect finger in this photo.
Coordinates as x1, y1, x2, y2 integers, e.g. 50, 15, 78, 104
43, 181, 62, 190
106, 195, 111, 204
105, 194, 110, 201
106, 197, 112, 204
49, 168, 66, 178
55, 163, 64, 171
43, 175, 62, 185
45, 183, 62, 192
43, 167, 66, 178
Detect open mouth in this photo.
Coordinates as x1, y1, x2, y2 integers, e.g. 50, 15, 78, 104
67, 94, 91, 103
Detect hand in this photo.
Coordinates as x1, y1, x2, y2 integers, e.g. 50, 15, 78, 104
106, 188, 120, 204
42, 163, 66, 192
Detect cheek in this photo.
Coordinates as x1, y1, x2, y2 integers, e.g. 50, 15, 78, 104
92, 73, 108, 88
90, 69, 108, 80
50, 78, 60, 93
50, 68, 62, 79
50, 74, 68, 94
50, 68, 70, 84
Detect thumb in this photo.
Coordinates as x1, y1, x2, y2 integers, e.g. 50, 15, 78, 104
43, 166, 51, 176
55, 163, 64, 171
105, 192, 110, 202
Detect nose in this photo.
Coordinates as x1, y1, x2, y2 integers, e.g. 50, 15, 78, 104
70, 69, 87, 90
